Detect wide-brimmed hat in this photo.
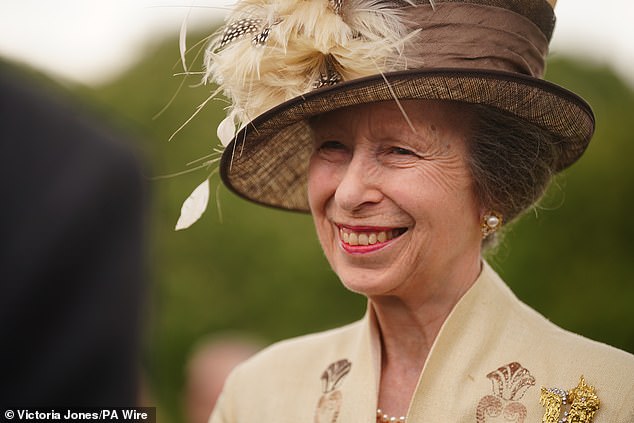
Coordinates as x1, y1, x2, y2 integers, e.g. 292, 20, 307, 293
178, 0, 594, 226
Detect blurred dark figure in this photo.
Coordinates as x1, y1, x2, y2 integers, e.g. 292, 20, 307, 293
184, 335, 262, 423
0, 60, 148, 406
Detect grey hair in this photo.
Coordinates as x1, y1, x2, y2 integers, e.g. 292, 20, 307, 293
467, 105, 560, 246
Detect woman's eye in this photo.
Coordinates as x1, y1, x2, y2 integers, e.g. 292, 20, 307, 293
315, 140, 349, 162
318, 140, 346, 151
390, 146, 418, 156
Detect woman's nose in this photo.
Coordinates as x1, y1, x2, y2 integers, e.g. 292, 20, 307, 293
333, 153, 383, 212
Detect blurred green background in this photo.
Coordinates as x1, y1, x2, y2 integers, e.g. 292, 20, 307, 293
46, 29, 634, 422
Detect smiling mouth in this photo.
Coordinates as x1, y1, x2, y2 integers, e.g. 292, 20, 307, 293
338, 225, 407, 251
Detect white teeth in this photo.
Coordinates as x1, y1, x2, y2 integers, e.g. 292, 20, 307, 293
339, 227, 403, 246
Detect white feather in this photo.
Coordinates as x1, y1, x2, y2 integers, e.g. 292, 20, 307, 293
175, 179, 210, 230
179, 8, 191, 73
217, 115, 236, 147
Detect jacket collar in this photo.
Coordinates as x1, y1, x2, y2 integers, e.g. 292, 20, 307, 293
337, 261, 516, 421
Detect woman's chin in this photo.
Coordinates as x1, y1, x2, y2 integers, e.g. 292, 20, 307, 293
337, 271, 400, 297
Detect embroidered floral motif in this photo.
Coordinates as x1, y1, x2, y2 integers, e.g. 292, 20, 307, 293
314, 359, 352, 423
476, 362, 536, 422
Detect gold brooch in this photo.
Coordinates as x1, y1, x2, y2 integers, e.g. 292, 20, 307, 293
540, 376, 600, 423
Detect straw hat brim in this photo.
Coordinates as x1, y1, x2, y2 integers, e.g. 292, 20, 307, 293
220, 67, 595, 212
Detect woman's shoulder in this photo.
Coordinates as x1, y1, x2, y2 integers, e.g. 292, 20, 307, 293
503, 279, 634, 370
524, 307, 634, 385
483, 263, 634, 363
475, 265, 634, 402
491, 276, 634, 418
210, 318, 370, 423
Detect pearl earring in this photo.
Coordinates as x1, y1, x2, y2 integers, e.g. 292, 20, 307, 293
481, 211, 503, 238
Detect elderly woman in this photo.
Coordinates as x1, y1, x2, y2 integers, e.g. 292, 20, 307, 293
178, 0, 634, 421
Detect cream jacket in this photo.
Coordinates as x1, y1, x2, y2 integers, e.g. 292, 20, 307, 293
210, 263, 634, 422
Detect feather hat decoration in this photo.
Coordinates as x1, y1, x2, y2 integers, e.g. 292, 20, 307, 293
204, 0, 421, 146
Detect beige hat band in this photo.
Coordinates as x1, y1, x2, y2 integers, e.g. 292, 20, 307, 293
403, 3, 550, 79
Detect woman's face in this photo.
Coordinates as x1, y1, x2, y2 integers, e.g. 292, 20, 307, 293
308, 100, 483, 298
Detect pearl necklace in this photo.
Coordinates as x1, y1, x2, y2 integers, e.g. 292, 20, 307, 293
376, 409, 406, 422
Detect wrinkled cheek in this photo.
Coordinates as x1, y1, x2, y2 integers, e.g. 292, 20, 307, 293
307, 159, 335, 258
307, 155, 322, 213
307, 157, 339, 214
